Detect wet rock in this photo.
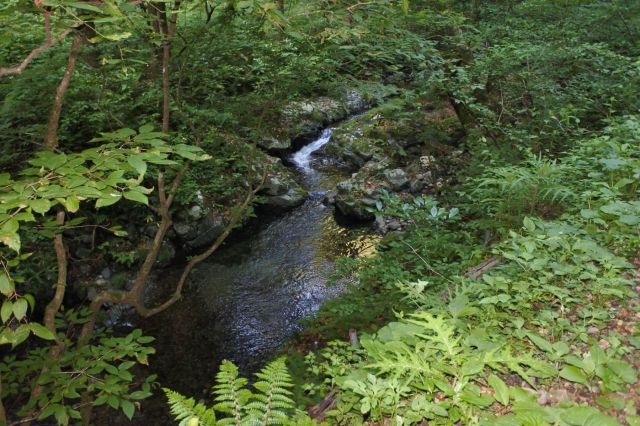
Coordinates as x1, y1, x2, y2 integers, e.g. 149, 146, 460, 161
387, 220, 402, 231
103, 304, 135, 331
420, 155, 436, 169
261, 187, 307, 210
374, 216, 387, 234
258, 136, 291, 153
259, 162, 308, 211
345, 89, 368, 113
335, 198, 374, 221
336, 180, 354, 194
360, 197, 378, 208
409, 179, 425, 193
174, 213, 227, 249
100, 267, 112, 280
188, 205, 204, 220
277, 89, 370, 148
322, 191, 336, 206
342, 149, 369, 168
383, 168, 409, 191
263, 175, 289, 196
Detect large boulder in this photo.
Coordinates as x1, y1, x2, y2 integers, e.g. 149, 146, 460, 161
261, 186, 307, 210
383, 168, 409, 191
345, 89, 368, 113
333, 179, 378, 221
173, 212, 227, 250
259, 88, 370, 156
335, 198, 375, 221
257, 136, 292, 154
258, 156, 308, 210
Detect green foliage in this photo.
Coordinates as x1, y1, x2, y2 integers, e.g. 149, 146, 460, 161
165, 358, 318, 425
472, 152, 575, 227
303, 113, 640, 424
0, 125, 208, 347
166, 389, 218, 426
1, 312, 156, 424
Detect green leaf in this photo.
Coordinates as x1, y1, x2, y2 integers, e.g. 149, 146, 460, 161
107, 395, 120, 409
29, 323, 55, 340
401, 0, 409, 14
607, 360, 637, 384
523, 217, 536, 232
488, 374, 510, 406
560, 366, 588, 384
1, 300, 13, 323
64, 196, 80, 213
68, 1, 103, 13
553, 341, 570, 357
127, 155, 147, 178
460, 388, 493, 407
102, 32, 132, 41
12, 324, 30, 347
96, 193, 122, 208
121, 400, 135, 420
0, 272, 14, 296
0, 219, 21, 252
525, 332, 553, 353
12, 298, 28, 321
30, 199, 52, 215
139, 124, 154, 134
560, 406, 620, 426
461, 359, 485, 377
123, 190, 148, 205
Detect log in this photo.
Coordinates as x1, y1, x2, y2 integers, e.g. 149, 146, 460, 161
464, 256, 501, 280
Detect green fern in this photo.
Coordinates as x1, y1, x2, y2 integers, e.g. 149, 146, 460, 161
212, 360, 251, 425
166, 358, 304, 426
164, 388, 217, 426
243, 358, 295, 426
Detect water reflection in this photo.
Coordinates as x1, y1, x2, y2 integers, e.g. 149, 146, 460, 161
133, 128, 378, 424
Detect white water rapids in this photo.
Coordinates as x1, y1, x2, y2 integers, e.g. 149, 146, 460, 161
291, 127, 334, 171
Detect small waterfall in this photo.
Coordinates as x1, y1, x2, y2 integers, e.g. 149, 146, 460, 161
291, 128, 334, 171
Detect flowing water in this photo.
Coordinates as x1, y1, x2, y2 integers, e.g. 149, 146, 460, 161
127, 125, 378, 424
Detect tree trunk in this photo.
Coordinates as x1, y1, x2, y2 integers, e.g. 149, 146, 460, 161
44, 32, 84, 150
160, 1, 180, 133
161, 39, 171, 133
24, 212, 67, 426
0, 374, 5, 426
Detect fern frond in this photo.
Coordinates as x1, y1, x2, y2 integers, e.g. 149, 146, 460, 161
406, 312, 462, 358
245, 358, 295, 426
212, 360, 251, 425
164, 388, 217, 426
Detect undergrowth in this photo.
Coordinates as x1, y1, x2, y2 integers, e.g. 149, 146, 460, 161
299, 116, 640, 425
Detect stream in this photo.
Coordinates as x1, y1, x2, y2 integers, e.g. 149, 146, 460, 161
128, 124, 378, 424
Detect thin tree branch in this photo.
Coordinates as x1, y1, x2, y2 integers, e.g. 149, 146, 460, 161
0, 15, 73, 78
136, 169, 267, 317
24, 211, 67, 426
44, 32, 85, 149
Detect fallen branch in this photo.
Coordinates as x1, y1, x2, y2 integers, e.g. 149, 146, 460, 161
307, 391, 336, 421
464, 256, 501, 280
